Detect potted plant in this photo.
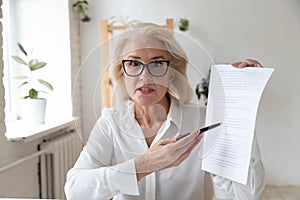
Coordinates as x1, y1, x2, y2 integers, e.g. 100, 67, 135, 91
11, 42, 53, 124
178, 18, 189, 31
195, 69, 210, 105
72, 0, 91, 22
108, 14, 141, 26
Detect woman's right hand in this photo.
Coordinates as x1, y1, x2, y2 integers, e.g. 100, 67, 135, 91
134, 130, 202, 181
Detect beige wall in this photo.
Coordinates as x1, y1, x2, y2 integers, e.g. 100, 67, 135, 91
80, 0, 300, 185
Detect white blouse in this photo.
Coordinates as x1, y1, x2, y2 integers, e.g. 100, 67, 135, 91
65, 98, 265, 200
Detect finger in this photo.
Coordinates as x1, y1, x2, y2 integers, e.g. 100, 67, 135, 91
232, 59, 262, 68
232, 62, 248, 68
172, 132, 182, 141
231, 62, 242, 67
159, 131, 200, 167
158, 133, 181, 146
158, 137, 174, 146
189, 133, 203, 150
171, 130, 200, 156
158, 133, 203, 170
244, 59, 262, 67
174, 130, 200, 149
238, 62, 249, 68
182, 133, 202, 155
171, 135, 203, 167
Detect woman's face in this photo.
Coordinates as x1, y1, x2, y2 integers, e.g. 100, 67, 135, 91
122, 45, 173, 107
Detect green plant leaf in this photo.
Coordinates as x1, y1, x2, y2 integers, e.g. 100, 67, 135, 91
30, 62, 47, 71
14, 76, 28, 79
11, 56, 28, 66
128, 19, 141, 25
73, 0, 88, 7
78, 5, 84, 13
17, 43, 28, 56
28, 88, 38, 99
108, 19, 117, 25
29, 59, 38, 66
72, 1, 80, 7
18, 81, 28, 88
79, 0, 88, 5
38, 79, 53, 91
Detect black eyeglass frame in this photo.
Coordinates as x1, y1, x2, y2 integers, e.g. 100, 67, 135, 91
122, 60, 170, 77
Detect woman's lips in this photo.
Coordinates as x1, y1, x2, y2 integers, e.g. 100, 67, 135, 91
137, 86, 154, 94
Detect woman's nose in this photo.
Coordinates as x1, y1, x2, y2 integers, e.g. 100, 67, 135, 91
139, 66, 153, 81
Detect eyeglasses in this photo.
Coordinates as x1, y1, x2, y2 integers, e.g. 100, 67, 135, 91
122, 60, 170, 77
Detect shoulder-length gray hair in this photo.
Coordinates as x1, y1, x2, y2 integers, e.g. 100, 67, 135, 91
109, 22, 194, 106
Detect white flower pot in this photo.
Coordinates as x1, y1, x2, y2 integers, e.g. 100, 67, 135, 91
19, 98, 47, 125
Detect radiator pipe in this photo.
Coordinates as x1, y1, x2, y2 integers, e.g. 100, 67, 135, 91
0, 150, 47, 174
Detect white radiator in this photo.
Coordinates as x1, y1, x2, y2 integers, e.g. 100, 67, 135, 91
39, 132, 83, 199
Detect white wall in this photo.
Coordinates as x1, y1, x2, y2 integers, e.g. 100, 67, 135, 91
80, 0, 300, 185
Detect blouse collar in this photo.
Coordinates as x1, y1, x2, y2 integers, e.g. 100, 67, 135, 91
167, 96, 182, 130
126, 95, 183, 130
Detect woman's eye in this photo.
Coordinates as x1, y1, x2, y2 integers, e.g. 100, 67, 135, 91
152, 61, 162, 67
130, 61, 140, 67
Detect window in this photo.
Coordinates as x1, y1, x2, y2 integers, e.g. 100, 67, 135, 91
2, 0, 73, 125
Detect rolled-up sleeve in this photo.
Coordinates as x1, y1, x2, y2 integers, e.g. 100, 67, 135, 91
212, 135, 265, 200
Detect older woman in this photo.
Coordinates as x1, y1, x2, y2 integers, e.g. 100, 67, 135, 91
65, 23, 264, 200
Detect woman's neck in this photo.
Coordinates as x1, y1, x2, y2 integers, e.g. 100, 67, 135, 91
134, 95, 170, 147
134, 95, 170, 127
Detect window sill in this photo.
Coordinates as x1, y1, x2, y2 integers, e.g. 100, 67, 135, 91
5, 117, 79, 143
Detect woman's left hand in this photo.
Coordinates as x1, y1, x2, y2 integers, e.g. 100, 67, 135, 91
231, 59, 262, 68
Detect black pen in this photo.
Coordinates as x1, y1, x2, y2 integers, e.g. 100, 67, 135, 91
176, 122, 222, 141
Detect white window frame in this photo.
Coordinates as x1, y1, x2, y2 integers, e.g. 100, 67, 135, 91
2, 0, 76, 128
2, 0, 17, 122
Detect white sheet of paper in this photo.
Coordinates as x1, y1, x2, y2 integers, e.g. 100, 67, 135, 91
201, 64, 274, 184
